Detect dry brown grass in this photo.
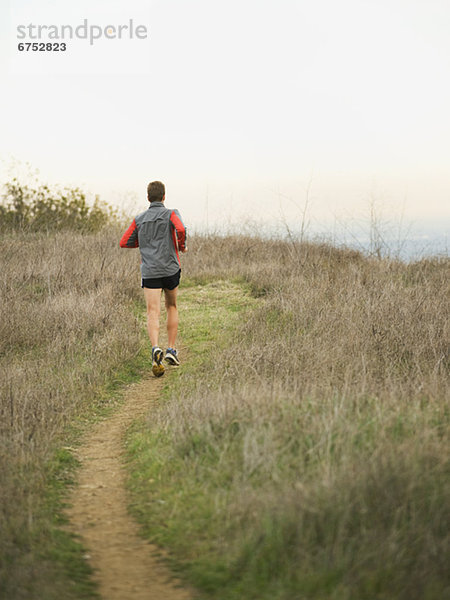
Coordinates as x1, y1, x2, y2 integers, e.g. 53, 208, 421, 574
185, 235, 448, 400
128, 234, 450, 599
0, 229, 143, 598
1, 228, 448, 599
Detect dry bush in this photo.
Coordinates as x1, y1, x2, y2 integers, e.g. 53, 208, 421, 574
0, 228, 143, 598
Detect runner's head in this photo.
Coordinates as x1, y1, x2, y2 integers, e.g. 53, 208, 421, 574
147, 181, 165, 203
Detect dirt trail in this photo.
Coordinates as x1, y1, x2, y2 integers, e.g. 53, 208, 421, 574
65, 373, 192, 600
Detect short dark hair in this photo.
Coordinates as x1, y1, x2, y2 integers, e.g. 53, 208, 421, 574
147, 181, 165, 202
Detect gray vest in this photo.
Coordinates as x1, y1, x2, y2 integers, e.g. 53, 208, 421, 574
135, 202, 183, 278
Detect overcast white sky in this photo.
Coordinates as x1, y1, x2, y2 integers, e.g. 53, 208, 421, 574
0, 0, 449, 239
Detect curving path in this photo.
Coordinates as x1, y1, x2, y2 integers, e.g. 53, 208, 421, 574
65, 374, 192, 600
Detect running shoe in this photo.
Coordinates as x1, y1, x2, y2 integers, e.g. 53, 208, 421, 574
164, 347, 180, 366
152, 346, 165, 377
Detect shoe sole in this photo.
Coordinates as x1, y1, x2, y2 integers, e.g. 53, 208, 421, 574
165, 354, 180, 366
152, 349, 165, 377
152, 363, 165, 377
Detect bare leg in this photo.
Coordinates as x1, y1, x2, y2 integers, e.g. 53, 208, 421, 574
164, 286, 179, 348
143, 288, 162, 347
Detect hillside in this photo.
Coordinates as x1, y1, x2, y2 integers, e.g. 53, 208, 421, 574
0, 230, 448, 599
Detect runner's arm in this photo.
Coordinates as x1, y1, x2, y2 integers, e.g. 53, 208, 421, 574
119, 219, 139, 248
170, 210, 186, 252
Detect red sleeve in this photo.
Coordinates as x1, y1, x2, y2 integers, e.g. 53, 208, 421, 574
169, 210, 186, 251
119, 219, 139, 248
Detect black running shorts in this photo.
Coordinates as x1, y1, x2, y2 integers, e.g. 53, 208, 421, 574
141, 269, 181, 290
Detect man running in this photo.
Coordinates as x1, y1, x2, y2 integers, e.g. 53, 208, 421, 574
119, 181, 187, 377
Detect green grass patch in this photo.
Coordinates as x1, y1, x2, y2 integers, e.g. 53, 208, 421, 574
158, 279, 258, 399
126, 280, 260, 595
